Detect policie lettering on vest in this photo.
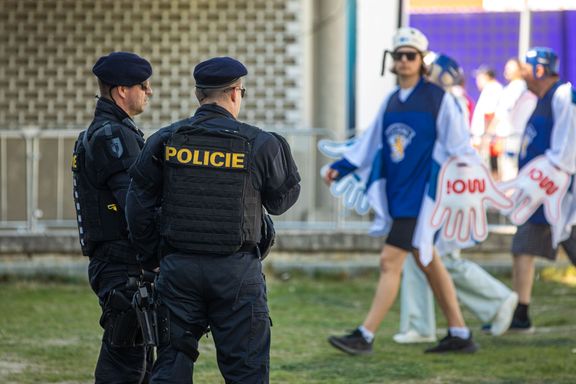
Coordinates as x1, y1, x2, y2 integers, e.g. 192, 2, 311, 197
165, 146, 247, 169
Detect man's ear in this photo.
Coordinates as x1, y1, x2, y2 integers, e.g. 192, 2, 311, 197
115, 85, 128, 99
535, 64, 546, 79
229, 87, 239, 103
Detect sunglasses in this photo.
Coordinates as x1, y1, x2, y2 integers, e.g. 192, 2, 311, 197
391, 51, 419, 61
137, 82, 151, 91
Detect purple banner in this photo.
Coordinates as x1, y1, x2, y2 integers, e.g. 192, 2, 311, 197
411, 11, 576, 103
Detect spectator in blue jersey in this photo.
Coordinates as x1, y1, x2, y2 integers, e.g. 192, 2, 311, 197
499, 47, 576, 333
391, 53, 518, 344
324, 27, 482, 354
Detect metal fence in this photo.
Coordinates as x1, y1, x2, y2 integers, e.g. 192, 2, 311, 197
0, 127, 374, 234
0, 127, 514, 235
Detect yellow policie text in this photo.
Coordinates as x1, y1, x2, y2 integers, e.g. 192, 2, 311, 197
165, 146, 246, 169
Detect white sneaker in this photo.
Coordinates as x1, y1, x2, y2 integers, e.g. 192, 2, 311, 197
393, 330, 437, 344
490, 292, 519, 336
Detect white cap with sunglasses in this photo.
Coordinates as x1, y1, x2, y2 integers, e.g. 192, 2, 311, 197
381, 27, 429, 76
392, 27, 429, 53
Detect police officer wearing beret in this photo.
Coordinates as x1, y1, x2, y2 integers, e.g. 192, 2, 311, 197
72, 52, 153, 383
125, 56, 301, 383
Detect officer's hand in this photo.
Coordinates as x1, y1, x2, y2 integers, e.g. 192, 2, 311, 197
498, 155, 570, 225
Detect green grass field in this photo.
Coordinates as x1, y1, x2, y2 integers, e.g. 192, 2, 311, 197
0, 270, 575, 383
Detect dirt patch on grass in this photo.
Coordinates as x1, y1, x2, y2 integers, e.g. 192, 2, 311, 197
0, 360, 28, 377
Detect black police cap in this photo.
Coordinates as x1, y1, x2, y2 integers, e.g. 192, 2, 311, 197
92, 52, 152, 87
194, 57, 248, 89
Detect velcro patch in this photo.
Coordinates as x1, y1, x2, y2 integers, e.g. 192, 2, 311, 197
107, 137, 124, 158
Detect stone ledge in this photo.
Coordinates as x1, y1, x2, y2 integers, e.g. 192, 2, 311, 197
0, 230, 513, 255
0, 231, 570, 278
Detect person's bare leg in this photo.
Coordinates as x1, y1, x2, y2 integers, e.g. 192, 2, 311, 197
362, 245, 408, 333
414, 250, 465, 327
513, 254, 535, 304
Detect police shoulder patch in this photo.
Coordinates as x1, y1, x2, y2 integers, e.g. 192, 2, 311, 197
107, 137, 124, 158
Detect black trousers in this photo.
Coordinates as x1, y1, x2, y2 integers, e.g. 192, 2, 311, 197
88, 258, 149, 384
150, 251, 270, 384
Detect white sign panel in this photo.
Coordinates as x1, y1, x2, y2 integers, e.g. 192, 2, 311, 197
355, 0, 403, 133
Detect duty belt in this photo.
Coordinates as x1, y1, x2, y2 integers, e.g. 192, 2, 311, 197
161, 241, 257, 258
92, 241, 139, 264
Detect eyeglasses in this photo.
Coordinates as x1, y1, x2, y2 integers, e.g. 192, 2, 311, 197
235, 87, 246, 98
226, 86, 246, 98
391, 51, 419, 62
137, 82, 151, 91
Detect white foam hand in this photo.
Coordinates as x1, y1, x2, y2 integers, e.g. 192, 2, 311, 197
317, 138, 357, 159
498, 155, 570, 225
320, 164, 371, 215
431, 155, 512, 244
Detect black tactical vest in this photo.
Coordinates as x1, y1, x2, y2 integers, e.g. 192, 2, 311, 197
72, 126, 128, 256
159, 118, 262, 255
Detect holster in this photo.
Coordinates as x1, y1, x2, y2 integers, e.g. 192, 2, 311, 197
101, 287, 143, 347
132, 278, 159, 347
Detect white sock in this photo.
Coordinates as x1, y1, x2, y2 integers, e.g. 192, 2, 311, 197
449, 327, 470, 339
358, 325, 374, 342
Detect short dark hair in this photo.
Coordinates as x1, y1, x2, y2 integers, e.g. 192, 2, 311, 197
97, 79, 115, 100
195, 80, 241, 103
475, 66, 497, 79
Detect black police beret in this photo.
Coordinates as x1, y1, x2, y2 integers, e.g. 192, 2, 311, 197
92, 52, 152, 86
194, 57, 248, 89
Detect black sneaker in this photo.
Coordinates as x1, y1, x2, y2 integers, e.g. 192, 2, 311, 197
508, 318, 535, 334
328, 328, 373, 355
424, 331, 478, 354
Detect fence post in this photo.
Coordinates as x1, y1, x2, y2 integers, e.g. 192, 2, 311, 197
22, 126, 42, 233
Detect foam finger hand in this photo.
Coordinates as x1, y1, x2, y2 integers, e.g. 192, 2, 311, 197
470, 206, 488, 241
317, 138, 357, 159
509, 194, 537, 225
355, 194, 371, 215
330, 176, 354, 198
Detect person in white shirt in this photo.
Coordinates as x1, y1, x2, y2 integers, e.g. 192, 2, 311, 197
490, 58, 538, 181
471, 67, 504, 179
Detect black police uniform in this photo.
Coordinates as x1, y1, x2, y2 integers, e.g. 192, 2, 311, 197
126, 103, 301, 383
72, 97, 149, 383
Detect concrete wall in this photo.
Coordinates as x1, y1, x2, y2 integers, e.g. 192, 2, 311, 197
0, 0, 303, 130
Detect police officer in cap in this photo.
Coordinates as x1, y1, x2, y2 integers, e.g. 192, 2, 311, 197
125, 56, 301, 383
72, 51, 153, 383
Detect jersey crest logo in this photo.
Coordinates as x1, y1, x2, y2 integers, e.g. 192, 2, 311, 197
520, 124, 537, 159
107, 137, 124, 158
385, 123, 415, 163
